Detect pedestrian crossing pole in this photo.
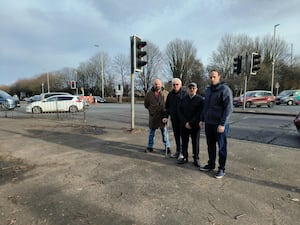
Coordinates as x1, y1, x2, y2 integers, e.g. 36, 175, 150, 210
242, 53, 248, 110
130, 35, 148, 130
130, 36, 135, 130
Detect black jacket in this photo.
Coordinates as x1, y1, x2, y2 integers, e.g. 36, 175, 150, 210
164, 88, 188, 119
178, 94, 204, 129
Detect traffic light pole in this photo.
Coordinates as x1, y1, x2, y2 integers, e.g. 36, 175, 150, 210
130, 35, 147, 130
242, 53, 248, 110
130, 71, 135, 130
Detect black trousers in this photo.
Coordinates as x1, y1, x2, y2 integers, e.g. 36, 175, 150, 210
181, 127, 200, 160
170, 115, 181, 153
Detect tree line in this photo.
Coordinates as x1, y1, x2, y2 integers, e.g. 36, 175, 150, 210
1, 33, 299, 99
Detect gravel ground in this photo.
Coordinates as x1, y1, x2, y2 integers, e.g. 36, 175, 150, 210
0, 117, 299, 225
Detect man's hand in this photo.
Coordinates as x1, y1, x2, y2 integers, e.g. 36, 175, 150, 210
199, 121, 205, 129
162, 118, 168, 124
185, 122, 191, 129
217, 125, 225, 133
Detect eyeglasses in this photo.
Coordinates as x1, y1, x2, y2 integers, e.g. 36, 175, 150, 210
172, 83, 179, 86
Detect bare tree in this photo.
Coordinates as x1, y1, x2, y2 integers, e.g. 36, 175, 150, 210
165, 39, 198, 85
208, 34, 255, 79
113, 53, 130, 94
208, 33, 293, 92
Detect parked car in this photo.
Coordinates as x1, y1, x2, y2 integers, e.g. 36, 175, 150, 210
0, 90, 18, 110
294, 112, 300, 133
233, 90, 275, 108
94, 96, 107, 103
40, 92, 72, 100
26, 95, 84, 114
275, 90, 300, 105
294, 92, 300, 105
25, 94, 42, 103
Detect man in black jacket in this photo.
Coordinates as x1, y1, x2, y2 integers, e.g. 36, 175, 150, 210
162, 78, 187, 158
177, 82, 204, 167
199, 70, 233, 178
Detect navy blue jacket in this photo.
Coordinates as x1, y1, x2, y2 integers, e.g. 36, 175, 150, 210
178, 93, 204, 129
202, 82, 233, 126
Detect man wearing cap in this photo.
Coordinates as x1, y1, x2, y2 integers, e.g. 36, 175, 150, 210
177, 82, 204, 167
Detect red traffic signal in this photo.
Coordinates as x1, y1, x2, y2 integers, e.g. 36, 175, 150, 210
71, 80, 76, 89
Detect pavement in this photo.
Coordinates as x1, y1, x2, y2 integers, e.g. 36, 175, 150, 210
0, 116, 299, 225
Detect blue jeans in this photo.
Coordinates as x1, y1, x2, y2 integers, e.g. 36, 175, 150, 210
205, 123, 229, 171
147, 127, 170, 149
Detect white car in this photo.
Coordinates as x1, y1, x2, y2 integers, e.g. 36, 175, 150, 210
26, 95, 84, 114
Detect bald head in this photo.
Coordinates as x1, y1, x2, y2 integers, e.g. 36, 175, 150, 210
154, 79, 162, 91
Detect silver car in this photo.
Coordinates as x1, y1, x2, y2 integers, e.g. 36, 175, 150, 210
0, 90, 18, 110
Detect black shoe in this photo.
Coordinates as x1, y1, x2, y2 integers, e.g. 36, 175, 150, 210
162, 147, 171, 154
193, 160, 200, 168
199, 164, 214, 172
177, 157, 188, 164
145, 147, 153, 153
167, 147, 171, 154
170, 152, 179, 158
215, 169, 225, 179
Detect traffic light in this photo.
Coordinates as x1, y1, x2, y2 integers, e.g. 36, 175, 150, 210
233, 55, 242, 74
250, 52, 261, 75
71, 80, 76, 89
131, 35, 147, 73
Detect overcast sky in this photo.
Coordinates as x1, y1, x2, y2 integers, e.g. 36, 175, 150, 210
1, 0, 299, 86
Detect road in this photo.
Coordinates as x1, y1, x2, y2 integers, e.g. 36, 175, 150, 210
3, 102, 300, 149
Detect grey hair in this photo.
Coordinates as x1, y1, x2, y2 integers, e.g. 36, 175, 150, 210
172, 78, 182, 85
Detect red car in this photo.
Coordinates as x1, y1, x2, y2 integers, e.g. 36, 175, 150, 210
233, 90, 275, 108
294, 113, 300, 133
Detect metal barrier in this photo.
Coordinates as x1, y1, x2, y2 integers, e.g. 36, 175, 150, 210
0, 101, 87, 122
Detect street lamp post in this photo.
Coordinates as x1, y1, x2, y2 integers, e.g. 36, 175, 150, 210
94, 44, 104, 98
46, 72, 50, 93
271, 23, 280, 94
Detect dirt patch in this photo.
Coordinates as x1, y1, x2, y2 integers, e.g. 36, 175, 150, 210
0, 154, 35, 186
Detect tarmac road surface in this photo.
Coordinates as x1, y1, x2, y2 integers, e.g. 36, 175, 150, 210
0, 117, 299, 225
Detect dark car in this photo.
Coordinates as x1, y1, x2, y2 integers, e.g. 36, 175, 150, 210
294, 112, 300, 133
25, 94, 42, 103
233, 90, 275, 108
0, 90, 18, 110
275, 90, 300, 106
94, 96, 107, 103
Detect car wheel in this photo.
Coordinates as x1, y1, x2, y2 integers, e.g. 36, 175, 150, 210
245, 102, 251, 108
69, 105, 78, 113
0, 103, 5, 110
32, 106, 42, 114
268, 101, 274, 108
287, 100, 293, 106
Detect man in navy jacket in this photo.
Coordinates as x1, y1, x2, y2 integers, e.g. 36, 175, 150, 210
199, 70, 233, 178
